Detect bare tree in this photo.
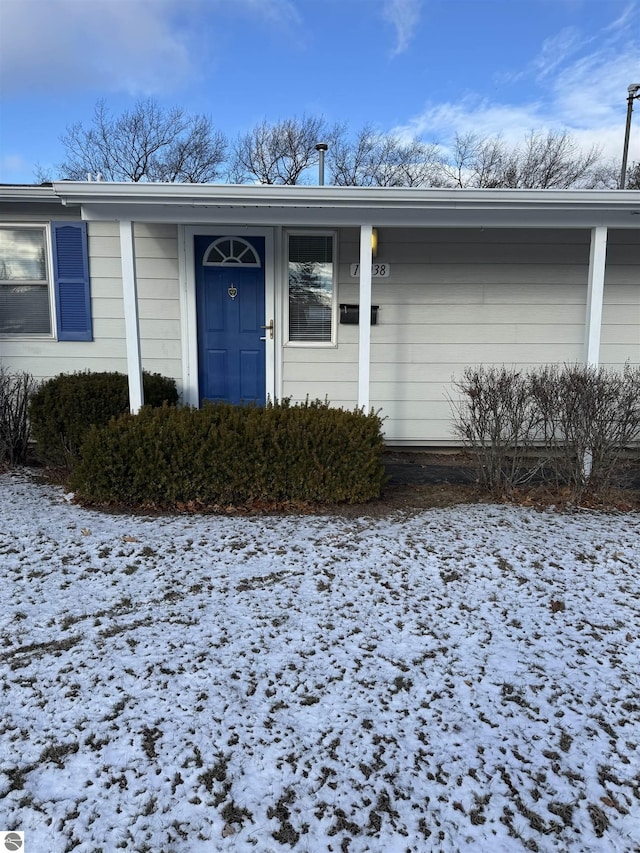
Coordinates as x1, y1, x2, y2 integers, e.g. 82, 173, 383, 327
513, 130, 601, 188
328, 124, 444, 187
577, 159, 619, 189
625, 161, 640, 189
230, 116, 328, 184
58, 99, 227, 183
441, 132, 507, 188
151, 115, 227, 183
50, 103, 612, 191
441, 129, 603, 189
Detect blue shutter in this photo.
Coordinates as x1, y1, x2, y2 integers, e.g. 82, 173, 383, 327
51, 221, 92, 342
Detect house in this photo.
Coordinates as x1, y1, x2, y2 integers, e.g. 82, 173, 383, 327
1, 182, 639, 446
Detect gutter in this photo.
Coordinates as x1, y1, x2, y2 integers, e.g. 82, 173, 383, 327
0, 184, 60, 203
50, 182, 640, 212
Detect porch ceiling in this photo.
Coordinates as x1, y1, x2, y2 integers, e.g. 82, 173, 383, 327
51, 182, 640, 230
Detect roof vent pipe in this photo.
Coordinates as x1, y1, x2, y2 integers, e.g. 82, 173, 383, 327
316, 142, 328, 186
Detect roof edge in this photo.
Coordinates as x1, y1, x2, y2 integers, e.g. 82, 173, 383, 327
48, 182, 640, 212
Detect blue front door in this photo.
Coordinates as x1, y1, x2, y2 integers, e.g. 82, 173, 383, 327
195, 236, 266, 405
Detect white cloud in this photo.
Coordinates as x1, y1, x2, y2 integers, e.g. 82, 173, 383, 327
531, 27, 583, 80
398, 99, 549, 155
0, 0, 198, 96
396, 6, 640, 164
0, 0, 306, 98
604, 1, 638, 34
382, 0, 421, 57
242, 0, 302, 26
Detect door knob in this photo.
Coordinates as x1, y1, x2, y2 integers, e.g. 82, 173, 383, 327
260, 319, 274, 340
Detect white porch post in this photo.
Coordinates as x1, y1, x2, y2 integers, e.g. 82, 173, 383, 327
584, 226, 608, 367
119, 220, 144, 412
358, 224, 373, 410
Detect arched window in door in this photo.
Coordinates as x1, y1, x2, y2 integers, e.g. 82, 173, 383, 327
202, 237, 261, 267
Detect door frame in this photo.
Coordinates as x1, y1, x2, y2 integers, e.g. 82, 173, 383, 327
180, 226, 277, 407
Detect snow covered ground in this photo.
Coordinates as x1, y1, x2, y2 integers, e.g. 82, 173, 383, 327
0, 468, 639, 853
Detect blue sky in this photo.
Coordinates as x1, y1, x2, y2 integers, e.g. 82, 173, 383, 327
0, 0, 638, 183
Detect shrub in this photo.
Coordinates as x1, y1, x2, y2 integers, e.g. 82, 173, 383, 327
451, 364, 640, 499
29, 371, 178, 467
71, 399, 386, 508
0, 369, 39, 466
450, 366, 546, 493
532, 364, 640, 494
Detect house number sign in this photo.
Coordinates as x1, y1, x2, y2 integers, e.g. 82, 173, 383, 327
350, 263, 390, 278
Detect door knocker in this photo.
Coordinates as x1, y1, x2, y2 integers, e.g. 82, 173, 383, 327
228, 285, 238, 299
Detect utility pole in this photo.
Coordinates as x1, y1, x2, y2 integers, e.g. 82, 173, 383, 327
619, 83, 640, 189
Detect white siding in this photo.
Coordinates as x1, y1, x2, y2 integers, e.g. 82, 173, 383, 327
3, 212, 637, 447
90, 222, 182, 381
1, 221, 182, 391
282, 227, 638, 445
601, 230, 640, 368
2, 219, 125, 378
135, 223, 181, 379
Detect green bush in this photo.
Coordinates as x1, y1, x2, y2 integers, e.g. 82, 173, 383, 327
71, 399, 386, 507
29, 371, 178, 467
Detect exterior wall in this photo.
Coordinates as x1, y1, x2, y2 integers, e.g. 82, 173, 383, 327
367, 228, 592, 444
1, 206, 85, 378
601, 230, 640, 369
1, 219, 182, 392
89, 222, 182, 383
281, 227, 637, 445
281, 348, 358, 410
3, 207, 637, 447
280, 228, 358, 408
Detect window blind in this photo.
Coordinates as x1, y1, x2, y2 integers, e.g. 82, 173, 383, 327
288, 234, 333, 342
0, 227, 50, 334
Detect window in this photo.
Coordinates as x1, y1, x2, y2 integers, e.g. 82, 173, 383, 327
288, 232, 335, 343
0, 227, 51, 334
204, 237, 261, 267
0, 222, 92, 341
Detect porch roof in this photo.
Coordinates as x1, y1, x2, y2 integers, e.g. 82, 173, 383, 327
50, 182, 640, 230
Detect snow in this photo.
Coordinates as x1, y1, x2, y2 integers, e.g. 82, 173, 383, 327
1, 468, 639, 852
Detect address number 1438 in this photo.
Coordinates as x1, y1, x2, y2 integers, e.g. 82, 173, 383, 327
350, 263, 390, 278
